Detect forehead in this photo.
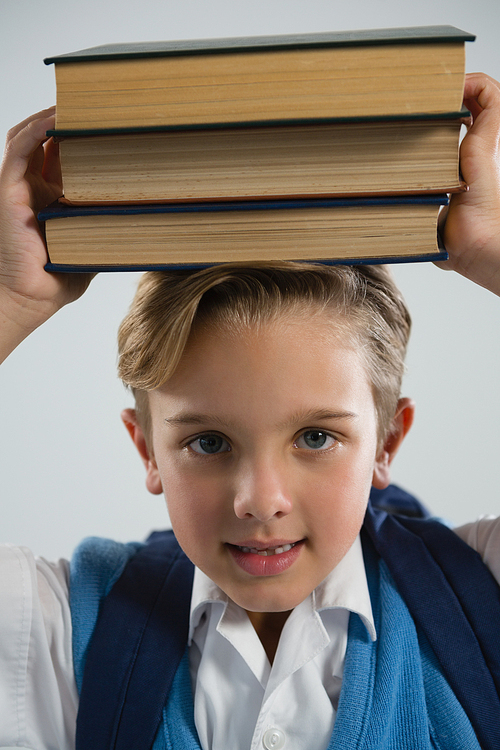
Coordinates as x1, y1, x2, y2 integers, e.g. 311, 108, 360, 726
149, 312, 375, 425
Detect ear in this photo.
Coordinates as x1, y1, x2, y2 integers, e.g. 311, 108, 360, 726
121, 408, 163, 495
372, 397, 415, 490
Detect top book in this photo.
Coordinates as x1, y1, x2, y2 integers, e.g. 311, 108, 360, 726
45, 26, 475, 133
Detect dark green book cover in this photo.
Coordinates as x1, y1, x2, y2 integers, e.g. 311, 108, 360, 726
45, 26, 475, 65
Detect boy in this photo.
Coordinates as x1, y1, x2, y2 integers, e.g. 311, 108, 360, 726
0, 73, 500, 749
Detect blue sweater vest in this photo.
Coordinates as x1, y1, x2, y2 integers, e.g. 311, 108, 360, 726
69, 534, 499, 747
70, 489, 500, 749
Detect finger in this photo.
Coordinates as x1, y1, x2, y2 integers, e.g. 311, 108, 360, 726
27, 141, 47, 177
41, 138, 62, 187
463, 96, 483, 123
458, 74, 500, 186
1, 109, 56, 188
462, 73, 500, 121
4, 107, 56, 142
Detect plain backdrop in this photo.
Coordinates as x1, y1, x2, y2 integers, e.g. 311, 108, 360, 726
1, 0, 500, 560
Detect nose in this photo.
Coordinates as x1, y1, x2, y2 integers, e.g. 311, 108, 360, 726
233, 456, 293, 521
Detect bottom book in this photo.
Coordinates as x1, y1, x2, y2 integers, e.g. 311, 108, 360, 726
40, 196, 448, 271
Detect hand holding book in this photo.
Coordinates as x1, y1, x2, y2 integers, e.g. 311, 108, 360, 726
438, 73, 500, 296
0, 109, 93, 363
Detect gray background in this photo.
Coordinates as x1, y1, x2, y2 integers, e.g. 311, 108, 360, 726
1, 0, 499, 560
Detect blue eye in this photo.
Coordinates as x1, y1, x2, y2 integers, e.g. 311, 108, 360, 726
189, 434, 231, 454
295, 430, 336, 450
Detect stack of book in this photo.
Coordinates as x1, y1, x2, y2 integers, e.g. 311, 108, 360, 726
40, 25, 475, 271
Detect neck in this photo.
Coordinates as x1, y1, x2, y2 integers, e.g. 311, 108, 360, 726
246, 609, 292, 663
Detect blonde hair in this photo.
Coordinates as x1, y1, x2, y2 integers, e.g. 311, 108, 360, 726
118, 261, 411, 443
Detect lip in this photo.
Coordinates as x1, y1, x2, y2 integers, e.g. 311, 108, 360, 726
227, 539, 304, 576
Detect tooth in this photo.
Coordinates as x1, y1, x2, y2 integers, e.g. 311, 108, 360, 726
237, 543, 296, 555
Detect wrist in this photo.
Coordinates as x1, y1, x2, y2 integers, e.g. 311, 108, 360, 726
0, 288, 57, 363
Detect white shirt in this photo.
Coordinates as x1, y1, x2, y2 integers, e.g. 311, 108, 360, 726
0, 519, 499, 750
188, 536, 375, 750
0, 545, 78, 750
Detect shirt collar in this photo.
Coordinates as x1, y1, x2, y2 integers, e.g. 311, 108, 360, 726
188, 534, 376, 644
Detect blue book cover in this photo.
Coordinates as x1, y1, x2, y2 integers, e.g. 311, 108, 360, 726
40, 196, 449, 273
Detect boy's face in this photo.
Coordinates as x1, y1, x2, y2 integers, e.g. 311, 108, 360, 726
131, 313, 406, 615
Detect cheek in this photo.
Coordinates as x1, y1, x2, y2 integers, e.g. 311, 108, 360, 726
305, 453, 374, 543
314, 484, 368, 539
159, 462, 227, 548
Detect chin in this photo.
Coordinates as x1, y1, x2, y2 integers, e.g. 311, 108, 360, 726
229, 582, 310, 614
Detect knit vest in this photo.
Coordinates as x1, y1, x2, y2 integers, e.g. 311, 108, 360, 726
71, 491, 500, 749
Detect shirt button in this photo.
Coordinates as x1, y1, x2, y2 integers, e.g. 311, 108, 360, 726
263, 728, 286, 749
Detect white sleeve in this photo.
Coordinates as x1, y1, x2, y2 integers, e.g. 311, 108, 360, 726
0, 545, 78, 750
453, 517, 500, 585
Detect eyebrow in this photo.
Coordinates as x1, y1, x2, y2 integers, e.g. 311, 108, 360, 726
163, 409, 358, 429
281, 409, 358, 430
164, 413, 231, 428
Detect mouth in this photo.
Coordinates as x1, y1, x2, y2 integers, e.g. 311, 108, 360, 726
227, 540, 304, 576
